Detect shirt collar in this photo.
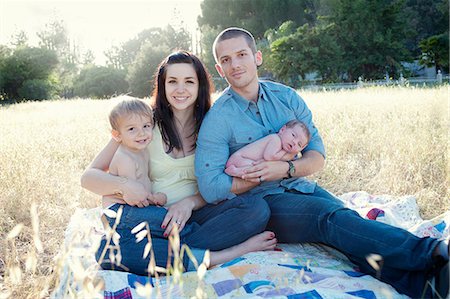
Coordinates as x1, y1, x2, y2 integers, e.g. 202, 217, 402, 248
228, 83, 265, 111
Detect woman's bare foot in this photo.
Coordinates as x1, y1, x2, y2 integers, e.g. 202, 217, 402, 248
208, 231, 277, 267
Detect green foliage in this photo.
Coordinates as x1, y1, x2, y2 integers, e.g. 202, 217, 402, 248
403, 0, 449, 56
0, 47, 59, 101
328, 0, 411, 80
73, 66, 128, 99
419, 32, 449, 72
126, 43, 168, 98
198, 0, 320, 39
267, 22, 343, 85
18, 79, 57, 101
105, 25, 191, 71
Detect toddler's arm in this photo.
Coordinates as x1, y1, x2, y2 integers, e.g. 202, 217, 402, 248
148, 192, 167, 206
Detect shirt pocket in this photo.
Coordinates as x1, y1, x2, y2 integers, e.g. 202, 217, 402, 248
230, 130, 264, 154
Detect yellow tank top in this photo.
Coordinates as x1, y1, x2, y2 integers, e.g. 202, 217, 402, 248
148, 126, 198, 206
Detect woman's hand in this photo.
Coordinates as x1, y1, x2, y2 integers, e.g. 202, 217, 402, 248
161, 198, 194, 237
160, 194, 206, 237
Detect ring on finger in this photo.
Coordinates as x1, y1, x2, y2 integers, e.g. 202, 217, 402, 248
259, 176, 264, 183
175, 220, 181, 225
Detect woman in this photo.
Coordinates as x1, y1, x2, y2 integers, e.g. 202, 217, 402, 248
81, 51, 276, 275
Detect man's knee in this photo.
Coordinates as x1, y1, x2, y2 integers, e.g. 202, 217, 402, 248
241, 196, 270, 229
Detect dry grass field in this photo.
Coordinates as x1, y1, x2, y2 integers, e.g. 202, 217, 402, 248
0, 86, 448, 298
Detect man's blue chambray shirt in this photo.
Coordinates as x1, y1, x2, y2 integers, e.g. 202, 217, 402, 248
195, 80, 326, 204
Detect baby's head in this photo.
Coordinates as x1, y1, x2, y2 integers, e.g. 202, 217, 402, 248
278, 120, 311, 154
109, 98, 154, 151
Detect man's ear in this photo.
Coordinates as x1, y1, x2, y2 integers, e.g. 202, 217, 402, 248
255, 50, 263, 67
111, 130, 121, 142
215, 63, 225, 78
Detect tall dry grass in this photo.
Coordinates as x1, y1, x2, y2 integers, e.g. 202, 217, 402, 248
0, 86, 448, 298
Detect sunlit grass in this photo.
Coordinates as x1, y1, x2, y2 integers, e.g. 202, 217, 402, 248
0, 86, 448, 298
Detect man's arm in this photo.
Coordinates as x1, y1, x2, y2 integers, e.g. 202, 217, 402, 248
241, 88, 325, 182
195, 111, 244, 203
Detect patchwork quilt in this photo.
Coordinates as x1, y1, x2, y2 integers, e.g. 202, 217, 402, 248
52, 192, 449, 298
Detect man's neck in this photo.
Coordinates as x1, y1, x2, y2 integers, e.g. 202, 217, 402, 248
231, 79, 259, 102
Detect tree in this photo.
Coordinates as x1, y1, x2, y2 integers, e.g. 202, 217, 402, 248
403, 0, 449, 56
330, 0, 411, 80
198, 0, 320, 39
73, 66, 128, 99
126, 43, 168, 98
267, 21, 343, 85
0, 47, 58, 101
37, 18, 81, 98
419, 32, 449, 73
105, 25, 191, 71
10, 30, 29, 48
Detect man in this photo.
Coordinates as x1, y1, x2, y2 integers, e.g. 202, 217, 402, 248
195, 27, 449, 298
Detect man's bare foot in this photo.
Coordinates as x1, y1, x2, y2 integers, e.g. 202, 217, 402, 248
207, 231, 277, 267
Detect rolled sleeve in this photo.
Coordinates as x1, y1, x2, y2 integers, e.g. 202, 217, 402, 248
195, 112, 235, 204
289, 90, 326, 158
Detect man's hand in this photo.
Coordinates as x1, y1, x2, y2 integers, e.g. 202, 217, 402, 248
241, 160, 289, 183
121, 179, 150, 207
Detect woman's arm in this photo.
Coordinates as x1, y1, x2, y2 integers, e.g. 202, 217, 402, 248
161, 193, 207, 236
80, 138, 150, 206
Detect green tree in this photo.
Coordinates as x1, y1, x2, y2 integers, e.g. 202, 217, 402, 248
0, 45, 12, 99
403, 0, 449, 56
126, 43, 168, 98
419, 32, 449, 73
73, 66, 128, 99
198, 0, 320, 39
0, 47, 58, 101
37, 18, 81, 98
105, 25, 191, 71
267, 21, 343, 85
330, 0, 410, 80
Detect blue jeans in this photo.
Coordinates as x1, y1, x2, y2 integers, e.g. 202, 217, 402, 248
261, 185, 439, 298
95, 194, 270, 276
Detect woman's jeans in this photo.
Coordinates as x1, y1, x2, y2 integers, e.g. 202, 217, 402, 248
262, 185, 439, 298
95, 194, 270, 276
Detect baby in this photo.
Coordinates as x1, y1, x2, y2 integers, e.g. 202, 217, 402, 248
103, 98, 167, 208
225, 119, 310, 177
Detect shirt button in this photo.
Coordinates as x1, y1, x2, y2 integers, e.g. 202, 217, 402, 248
269, 129, 273, 133
248, 137, 252, 141
256, 111, 260, 115
205, 163, 209, 167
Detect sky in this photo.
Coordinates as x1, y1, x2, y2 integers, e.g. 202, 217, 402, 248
0, 0, 202, 64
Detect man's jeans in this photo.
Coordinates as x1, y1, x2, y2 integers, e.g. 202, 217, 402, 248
96, 195, 270, 276
262, 185, 439, 298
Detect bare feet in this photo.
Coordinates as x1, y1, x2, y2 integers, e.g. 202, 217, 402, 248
208, 231, 277, 268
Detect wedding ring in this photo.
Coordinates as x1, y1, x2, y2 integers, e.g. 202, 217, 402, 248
259, 176, 263, 183
175, 220, 181, 225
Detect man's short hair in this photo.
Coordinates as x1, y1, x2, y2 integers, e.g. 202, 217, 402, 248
213, 27, 257, 63
109, 98, 153, 131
